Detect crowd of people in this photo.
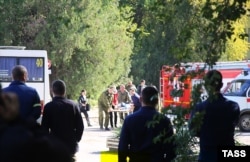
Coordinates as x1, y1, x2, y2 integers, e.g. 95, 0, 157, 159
0, 65, 240, 162
98, 80, 145, 130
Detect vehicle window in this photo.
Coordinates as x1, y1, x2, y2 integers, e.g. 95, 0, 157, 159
0, 57, 44, 82
224, 80, 250, 96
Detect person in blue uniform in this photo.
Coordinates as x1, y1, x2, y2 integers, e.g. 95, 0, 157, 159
118, 86, 176, 162
3, 65, 41, 121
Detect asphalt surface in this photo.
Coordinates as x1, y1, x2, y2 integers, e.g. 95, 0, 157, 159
75, 109, 118, 162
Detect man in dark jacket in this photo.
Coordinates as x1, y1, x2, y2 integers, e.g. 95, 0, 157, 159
129, 86, 141, 112
41, 80, 84, 155
0, 83, 73, 162
118, 86, 176, 162
189, 70, 240, 162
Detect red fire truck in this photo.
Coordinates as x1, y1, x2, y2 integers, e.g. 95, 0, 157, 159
159, 61, 250, 120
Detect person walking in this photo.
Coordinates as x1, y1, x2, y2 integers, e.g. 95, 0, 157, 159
98, 86, 114, 131
3, 65, 41, 121
78, 89, 92, 127
118, 86, 176, 162
189, 70, 240, 162
41, 80, 84, 155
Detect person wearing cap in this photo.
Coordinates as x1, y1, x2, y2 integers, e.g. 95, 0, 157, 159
41, 79, 84, 155
118, 86, 176, 162
129, 86, 141, 113
98, 86, 114, 130
189, 70, 240, 162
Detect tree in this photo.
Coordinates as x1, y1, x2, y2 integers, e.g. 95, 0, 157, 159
0, 0, 134, 99
119, 0, 248, 161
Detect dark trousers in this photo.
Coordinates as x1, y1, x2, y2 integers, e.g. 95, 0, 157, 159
109, 111, 117, 127
80, 108, 91, 126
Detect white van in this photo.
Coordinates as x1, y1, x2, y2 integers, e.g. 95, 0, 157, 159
223, 69, 250, 132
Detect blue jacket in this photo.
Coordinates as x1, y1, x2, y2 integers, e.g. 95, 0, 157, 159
130, 93, 141, 112
3, 81, 41, 120
118, 106, 176, 162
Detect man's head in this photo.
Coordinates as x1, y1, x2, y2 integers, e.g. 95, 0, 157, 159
108, 85, 115, 94
81, 89, 86, 96
0, 91, 19, 122
12, 65, 28, 82
204, 70, 223, 93
140, 79, 145, 85
120, 84, 125, 92
52, 80, 66, 97
140, 86, 158, 107
129, 86, 136, 96
127, 81, 132, 85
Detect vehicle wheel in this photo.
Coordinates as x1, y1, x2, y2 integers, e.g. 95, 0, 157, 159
239, 114, 250, 132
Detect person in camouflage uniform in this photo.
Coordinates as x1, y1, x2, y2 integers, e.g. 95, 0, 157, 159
98, 86, 114, 131
118, 84, 132, 122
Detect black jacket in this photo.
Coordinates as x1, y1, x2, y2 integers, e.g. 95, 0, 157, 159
189, 93, 240, 161
41, 96, 84, 154
118, 106, 176, 162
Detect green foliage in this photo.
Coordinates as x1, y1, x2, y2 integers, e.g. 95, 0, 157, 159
157, 70, 205, 162
119, 0, 248, 87
0, 0, 134, 99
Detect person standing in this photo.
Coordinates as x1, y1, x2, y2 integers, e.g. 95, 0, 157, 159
41, 80, 84, 155
3, 65, 41, 121
117, 84, 131, 122
78, 89, 92, 127
98, 86, 114, 131
129, 86, 141, 113
189, 70, 240, 162
125, 80, 136, 92
118, 86, 176, 162
110, 88, 118, 128
137, 79, 146, 95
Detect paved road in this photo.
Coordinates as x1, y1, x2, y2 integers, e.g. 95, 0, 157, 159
75, 108, 119, 162
75, 109, 250, 162
75, 124, 115, 162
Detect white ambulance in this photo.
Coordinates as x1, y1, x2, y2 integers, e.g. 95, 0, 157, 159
223, 69, 250, 132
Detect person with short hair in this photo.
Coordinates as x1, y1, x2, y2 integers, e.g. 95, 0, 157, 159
125, 80, 136, 92
98, 86, 114, 130
41, 80, 84, 155
3, 65, 41, 121
78, 89, 92, 127
189, 70, 240, 162
117, 84, 131, 122
0, 83, 73, 162
137, 79, 146, 95
129, 86, 141, 113
118, 86, 176, 162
